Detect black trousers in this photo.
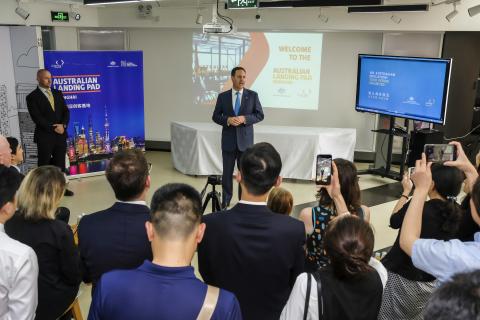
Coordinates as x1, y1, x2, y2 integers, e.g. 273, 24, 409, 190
37, 137, 66, 172
222, 148, 243, 206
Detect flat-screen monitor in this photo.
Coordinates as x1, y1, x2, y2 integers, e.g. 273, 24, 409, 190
355, 54, 452, 124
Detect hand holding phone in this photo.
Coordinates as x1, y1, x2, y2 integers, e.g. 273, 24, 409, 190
316, 154, 332, 185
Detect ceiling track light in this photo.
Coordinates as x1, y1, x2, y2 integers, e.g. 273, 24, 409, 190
318, 8, 328, 23
15, 0, 30, 20
390, 14, 401, 24
468, 4, 480, 17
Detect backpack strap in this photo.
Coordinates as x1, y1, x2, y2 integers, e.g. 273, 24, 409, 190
196, 285, 220, 320
304, 273, 312, 320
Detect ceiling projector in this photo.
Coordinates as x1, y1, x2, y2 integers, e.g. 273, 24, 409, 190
202, 22, 231, 33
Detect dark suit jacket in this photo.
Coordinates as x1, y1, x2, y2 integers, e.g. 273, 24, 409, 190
5, 214, 81, 320
26, 87, 70, 144
77, 202, 153, 288
198, 203, 306, 320
212, 89, 264, 152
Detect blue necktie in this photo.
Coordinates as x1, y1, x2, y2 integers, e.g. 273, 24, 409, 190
234, 91, 241, 116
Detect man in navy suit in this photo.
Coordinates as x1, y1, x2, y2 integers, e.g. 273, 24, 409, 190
198, 142, 306, 320
212, 67, 264, 208
78, 149, 153, 292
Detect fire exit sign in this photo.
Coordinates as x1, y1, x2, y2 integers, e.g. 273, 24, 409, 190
227, 0, 258, 9
51, 11, 69, 22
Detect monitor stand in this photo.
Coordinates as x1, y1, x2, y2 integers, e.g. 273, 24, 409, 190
359, 116, 409, 181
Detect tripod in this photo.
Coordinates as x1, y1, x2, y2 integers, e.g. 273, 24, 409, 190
200, 175, 222, 214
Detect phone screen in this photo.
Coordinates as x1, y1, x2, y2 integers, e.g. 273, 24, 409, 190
424, 144, 457, 163
316, 155, 332, 185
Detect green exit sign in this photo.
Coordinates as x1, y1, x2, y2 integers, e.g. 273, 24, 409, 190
51, 11, 69, 22
227, 0, 258, 9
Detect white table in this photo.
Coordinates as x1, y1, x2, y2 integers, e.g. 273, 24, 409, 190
171, 121, 356, 180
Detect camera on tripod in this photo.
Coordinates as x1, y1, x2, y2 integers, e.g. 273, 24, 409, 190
200, 175, 223, 214
207, 175, 222, 185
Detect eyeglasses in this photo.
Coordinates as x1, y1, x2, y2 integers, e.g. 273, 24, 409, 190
148, 162, 152, 174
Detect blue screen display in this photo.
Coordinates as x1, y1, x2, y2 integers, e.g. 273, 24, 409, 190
356, 55, 451, 124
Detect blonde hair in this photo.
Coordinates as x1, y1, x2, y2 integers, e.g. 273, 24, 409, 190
17, 166, 66, 221
267, 187, 293, 215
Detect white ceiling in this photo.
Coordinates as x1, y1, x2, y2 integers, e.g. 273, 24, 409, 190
38, 0, 434, 9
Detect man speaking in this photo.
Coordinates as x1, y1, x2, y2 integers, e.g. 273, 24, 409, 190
212, 67, 264, 209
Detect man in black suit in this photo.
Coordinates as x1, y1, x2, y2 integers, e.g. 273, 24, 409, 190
198, 142, 306, 320
27, 69, 73, 196
212, 67, 264, 208
77, 150, 153, 292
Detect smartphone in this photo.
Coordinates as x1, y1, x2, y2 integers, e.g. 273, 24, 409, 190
316, 154, 332, 185
424, 144, 457, 163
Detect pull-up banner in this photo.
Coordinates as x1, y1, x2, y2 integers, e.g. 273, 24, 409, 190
44, 50, 145, 177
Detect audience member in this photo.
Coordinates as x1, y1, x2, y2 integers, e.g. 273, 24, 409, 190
5, 166, 81, 320
78, 150, 152, 291
0, 165, 38, 320
198, 142, 305, 320
400, 142, 480, 283
423, 270, 480, 320
88, 183, 242, 320
0, 135, 11, 167
6, 136, 23, 173
267, 187, 293, 215
280, 215, 384, 320
299, 158, 369, 272
379, 164, 464, 320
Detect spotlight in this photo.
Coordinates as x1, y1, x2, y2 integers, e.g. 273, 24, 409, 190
255, 13, 261, 22
15, 6, 30, 20
318, 9, 328, 23
446, 6, 458, 22
390, 14, 401, 24
196, 13, 203, 24
468, 4, 480, 17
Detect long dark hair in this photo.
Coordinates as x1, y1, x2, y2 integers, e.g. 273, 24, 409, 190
324, 215, 374, 279
431, 163, 464, 235
317, 158, 361, 215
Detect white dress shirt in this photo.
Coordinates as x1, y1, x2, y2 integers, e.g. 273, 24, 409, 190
231, 88, 244, 112
38, 86, 51, 100
279, 258, 387, 320
0, 223, 39, 320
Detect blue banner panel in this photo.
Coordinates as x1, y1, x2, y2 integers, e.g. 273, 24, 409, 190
44, 51, 145, 176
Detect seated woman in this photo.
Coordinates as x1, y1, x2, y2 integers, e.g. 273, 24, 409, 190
300, 158, 370, 272
280, 215, 384, 320
378, 163, 464, 320
5, 166, 81, 320
267, 187, 293, 215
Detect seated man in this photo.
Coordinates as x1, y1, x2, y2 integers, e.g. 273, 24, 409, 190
0, 165, 38, 320
78, 149, 152, 290
198, 142, 306, 320
88, 183, 242, 320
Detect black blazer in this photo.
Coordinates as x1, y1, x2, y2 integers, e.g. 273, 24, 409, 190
212, 89, 264, 152
77, 202, 153, 288
198, 203, 306, 320
26, 87, 70, 143
5, 214, 81, 320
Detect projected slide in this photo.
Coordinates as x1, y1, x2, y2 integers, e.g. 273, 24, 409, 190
192, 32, 323, 110
356, 56, 450, 123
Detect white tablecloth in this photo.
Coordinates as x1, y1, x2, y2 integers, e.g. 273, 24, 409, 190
171, 121, 356, 180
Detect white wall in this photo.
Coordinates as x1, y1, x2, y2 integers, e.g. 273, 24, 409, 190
129, 29, 382, 150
